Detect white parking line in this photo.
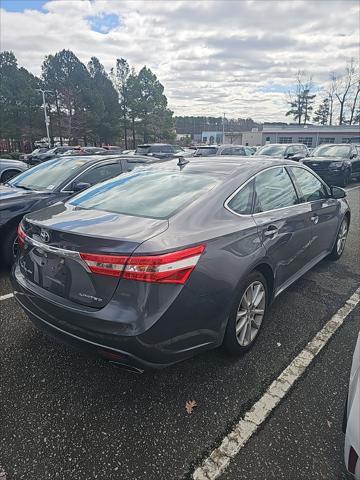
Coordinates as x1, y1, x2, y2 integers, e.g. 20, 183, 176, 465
192, 287, 360, 480
0, 293, 14, 301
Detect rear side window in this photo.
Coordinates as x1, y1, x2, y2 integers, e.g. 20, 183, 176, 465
254, 167, 298, 213
289, 167, 327, 202
69, 170, 219, 219
227, 180, 254, 215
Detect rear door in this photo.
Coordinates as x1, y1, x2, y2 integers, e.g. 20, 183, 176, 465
252, 166, 313, 291
288, 165, 339, 258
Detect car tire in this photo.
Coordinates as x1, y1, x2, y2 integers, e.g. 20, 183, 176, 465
1, 224, 19, 268
1, 169, 20, 183
328, 216, 349, 261
223, 270, 268, 355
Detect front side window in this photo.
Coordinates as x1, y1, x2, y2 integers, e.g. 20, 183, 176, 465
227, 180, 254, 215
290, 167, 327, 202
254, 167, 298, 213
75, 163, 123, 186
69, 170, 220, 219
220, 148, 233, 155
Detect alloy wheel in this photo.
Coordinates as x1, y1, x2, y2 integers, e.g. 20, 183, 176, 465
336, 219, 348, 256
236, 281, 266, 346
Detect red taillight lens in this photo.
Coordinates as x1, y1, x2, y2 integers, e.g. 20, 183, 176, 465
80, 244, 205, 284
123, 244, 206, 284
17, 223, 26, 248
348, 446, 358, 475
80, 252, 127, 277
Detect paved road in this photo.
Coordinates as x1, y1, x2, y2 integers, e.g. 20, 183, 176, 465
0, 184, 359, 480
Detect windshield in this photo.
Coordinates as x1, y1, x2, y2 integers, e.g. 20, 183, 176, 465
257, 145, 287, 156
194, 147, 218, 156
135, 146, 151, 154
8, 158, 88, 191
69, 170, 219, 219
311, 145, 351, 158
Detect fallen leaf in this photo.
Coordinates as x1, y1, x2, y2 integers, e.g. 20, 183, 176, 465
185, 399, 197, 414
327, 420, 332, 428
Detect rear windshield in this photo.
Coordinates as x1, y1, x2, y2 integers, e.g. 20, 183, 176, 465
69, 170, 219, 219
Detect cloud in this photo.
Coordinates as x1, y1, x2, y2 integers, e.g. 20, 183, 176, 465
0, 0, 359, 121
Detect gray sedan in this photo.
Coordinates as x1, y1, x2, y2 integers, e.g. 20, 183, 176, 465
0, 158, 28, 183
12, 157, 350, 371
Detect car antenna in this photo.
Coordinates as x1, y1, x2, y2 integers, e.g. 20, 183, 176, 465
177, 156, 190, 170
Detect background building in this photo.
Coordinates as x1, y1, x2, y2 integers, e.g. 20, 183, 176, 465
262, 125, 360, 147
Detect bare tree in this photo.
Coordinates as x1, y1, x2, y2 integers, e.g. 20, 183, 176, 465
333, 59, 359, 125
349, 80, 360, 125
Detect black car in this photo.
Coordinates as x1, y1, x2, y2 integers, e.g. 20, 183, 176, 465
0, 154, 168, 266
135, 143, 178, 159
25, 146, 74, 165
301, 144, 360, 187
194, 145, 254, 157
257, 143, 309, 161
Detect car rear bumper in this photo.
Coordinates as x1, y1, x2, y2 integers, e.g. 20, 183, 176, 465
11, 264, 219, 370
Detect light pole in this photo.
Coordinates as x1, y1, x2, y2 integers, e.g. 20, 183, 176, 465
222, 112, 226, 143
36, 89, 52, 148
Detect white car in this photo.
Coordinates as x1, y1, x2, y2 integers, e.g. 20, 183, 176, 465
344, 331, 360, 478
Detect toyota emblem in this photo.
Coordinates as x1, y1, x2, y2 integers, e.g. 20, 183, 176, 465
40, 229, 50, 243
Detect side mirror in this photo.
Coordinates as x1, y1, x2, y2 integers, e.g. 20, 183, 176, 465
350, 153, 357, 159
73, 181, 91, 192
291, 153, 304, 161
330, 186, 346, 199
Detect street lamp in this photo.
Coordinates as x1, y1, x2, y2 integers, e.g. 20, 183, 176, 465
36, 89, 52, 148
222, 112, 226, 143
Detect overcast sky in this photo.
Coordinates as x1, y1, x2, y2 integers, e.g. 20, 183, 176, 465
1, 0, 359, 121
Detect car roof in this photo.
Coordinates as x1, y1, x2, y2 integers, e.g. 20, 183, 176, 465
136, 143, 171, 147
138, 155, 294, 176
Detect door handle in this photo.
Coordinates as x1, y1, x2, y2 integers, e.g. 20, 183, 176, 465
264, 225, 278, 238
311, 214, 319, 224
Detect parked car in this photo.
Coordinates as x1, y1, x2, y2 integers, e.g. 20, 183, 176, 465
301, 144, 360, 187
0, 159, 28, 183
0, 154, 167, 266
25, 146, 74, 165
11, 157, 350, 372
20, 147, 49, 162
344, 331, 360, 479
59, 147, 108, 156
172, 146, 195, 158
194, 144, 254, 157
135, 143, 179, 159
257, 143, 309, 160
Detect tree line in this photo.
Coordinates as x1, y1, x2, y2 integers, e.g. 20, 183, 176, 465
0, 49, 175, 150
286, 60, 360, 126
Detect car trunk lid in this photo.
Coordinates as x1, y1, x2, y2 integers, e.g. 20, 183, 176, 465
20, 203, 168, 308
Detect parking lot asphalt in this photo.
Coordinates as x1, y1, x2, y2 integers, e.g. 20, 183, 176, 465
0, 184, 359, 480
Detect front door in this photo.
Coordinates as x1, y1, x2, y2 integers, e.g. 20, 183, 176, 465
252, 166, 313, 292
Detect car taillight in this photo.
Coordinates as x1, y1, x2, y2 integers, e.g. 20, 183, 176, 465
17, 223, 26, 248
123, 244, 206, 284
80, 252, 127, 277
348, 446, 359, 475
80, 244, 205, 284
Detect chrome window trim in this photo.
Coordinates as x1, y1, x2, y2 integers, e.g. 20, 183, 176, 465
224, 163, 332, 218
